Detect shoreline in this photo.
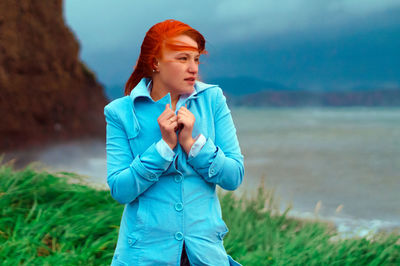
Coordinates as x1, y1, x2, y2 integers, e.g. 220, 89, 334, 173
217, 185, 400, 240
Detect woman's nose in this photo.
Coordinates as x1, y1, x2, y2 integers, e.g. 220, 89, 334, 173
188, 60, 198, 73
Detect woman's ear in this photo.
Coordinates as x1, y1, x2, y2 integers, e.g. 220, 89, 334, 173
152, 58, 160, 72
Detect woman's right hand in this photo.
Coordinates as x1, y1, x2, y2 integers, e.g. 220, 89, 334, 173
157, 104, 178, 150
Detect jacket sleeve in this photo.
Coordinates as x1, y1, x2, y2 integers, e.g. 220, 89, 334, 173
104, 105, 173, 204
187, 88, 244, 191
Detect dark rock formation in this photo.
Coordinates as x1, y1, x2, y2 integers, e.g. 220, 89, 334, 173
0, 0, 108, 151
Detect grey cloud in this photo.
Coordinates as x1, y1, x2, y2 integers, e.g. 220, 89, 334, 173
64, 0, 400, 49
210, 0, 400, 41
64, 0, 400, 89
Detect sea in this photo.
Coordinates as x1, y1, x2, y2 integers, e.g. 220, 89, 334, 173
3, 106, 400, 239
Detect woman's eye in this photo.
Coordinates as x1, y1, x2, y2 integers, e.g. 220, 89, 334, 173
178, 57, 187, 61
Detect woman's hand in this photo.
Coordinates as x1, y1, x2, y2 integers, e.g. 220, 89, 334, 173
177, 104, 196, 154
157, 104, 178, 150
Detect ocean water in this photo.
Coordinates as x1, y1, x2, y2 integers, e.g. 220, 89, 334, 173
232, 106, 400, 238
3, 106, 400, 238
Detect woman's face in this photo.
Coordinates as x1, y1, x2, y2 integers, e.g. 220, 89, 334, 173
155, 35, 200, 95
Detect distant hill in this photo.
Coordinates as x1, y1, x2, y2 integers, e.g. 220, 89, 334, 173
230, 89, 400, 107
208, 76, 400, 107
207, 76, 292, 95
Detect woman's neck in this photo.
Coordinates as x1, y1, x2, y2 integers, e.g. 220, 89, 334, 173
150, 80, 179, 110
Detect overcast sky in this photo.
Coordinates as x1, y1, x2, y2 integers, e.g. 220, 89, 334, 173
64, 0, 400, 91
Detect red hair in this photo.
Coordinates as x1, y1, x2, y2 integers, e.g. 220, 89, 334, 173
124, 19, 207, 95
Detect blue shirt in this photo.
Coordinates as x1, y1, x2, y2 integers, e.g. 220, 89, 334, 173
104, 78, 244, 265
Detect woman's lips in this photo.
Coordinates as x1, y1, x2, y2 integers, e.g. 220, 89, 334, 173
184, 77, 195, 84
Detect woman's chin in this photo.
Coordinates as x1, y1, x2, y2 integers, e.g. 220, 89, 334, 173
176, 86, 195, 95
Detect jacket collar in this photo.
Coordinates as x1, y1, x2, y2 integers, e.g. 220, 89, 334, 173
125, 77, 218, 139
129, 78, 153, 103
129, 77, 218, 107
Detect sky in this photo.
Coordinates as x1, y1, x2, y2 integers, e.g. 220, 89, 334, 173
64, 0, 400, 92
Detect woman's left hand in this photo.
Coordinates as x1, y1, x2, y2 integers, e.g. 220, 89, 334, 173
177, 104, 196, 154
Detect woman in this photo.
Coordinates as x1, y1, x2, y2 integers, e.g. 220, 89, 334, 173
104, 19, 244, 266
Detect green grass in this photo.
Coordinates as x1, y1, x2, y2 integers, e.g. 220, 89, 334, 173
220, 186, 400, 265
0, 161, 399, 265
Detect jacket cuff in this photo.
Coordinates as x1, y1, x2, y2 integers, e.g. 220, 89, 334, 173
188, 134, 206, 158
187, 137, 225, 181
155, 138, 175, 161
130, 142, 173, 181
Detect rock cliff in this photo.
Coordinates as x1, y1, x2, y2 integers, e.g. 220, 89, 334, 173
0, 0, 108, 151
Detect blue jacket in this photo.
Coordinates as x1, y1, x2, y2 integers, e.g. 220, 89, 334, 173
104, 78, 244, 265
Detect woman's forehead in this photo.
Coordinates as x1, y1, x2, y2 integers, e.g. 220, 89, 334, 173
173, 50, 200, 56
162, 35, 199, 51
162, 43, 200, 56
170, 35, 198, 47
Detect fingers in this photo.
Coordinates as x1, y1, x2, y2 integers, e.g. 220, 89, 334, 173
158, 105, 179, 132
161, 115, 177, 128
178, 105, 188, 112
177, 106, 194, 119
159, 103, 194, 130
170, 121, 178, 132
158, 104, 175, 121
177, 112, 194, 129
177, 106, 191, 118
177, 116, 190, 128
168, 116, 178, 125
168, 115, 177, 122
160, 104, 189, 121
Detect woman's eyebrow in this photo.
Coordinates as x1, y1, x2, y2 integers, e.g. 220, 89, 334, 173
176, 52, 200, 57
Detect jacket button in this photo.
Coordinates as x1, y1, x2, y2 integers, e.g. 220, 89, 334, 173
175, 232, 184, 241
174, 175, 183, 183
175, 203, 183, 211
127, 237, 137, 246
210, 168, 215, 175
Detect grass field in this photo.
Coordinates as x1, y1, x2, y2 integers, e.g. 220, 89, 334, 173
1, 161, 399, 265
